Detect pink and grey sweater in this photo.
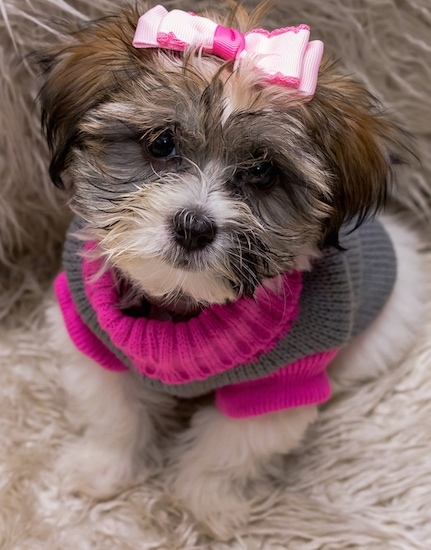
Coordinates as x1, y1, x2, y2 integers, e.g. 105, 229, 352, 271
55, 217, 396, 418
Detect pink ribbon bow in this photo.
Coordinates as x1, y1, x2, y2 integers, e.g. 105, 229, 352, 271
132, 5, 324, 96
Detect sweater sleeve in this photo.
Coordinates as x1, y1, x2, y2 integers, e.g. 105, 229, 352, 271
54, 272, 129, 373
215, 348, 338, 417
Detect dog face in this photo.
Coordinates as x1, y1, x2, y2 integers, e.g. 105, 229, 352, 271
38, 3, 403, 309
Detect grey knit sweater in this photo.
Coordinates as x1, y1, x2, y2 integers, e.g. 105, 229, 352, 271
55, 216, 397, 411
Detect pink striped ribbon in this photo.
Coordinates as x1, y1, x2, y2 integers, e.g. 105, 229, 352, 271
133, 5, 324, 95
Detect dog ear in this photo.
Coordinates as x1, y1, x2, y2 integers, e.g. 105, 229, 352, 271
36, 6, 144, 189
306, 57, 408, 246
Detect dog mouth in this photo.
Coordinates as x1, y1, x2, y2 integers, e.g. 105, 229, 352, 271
164, 241, 275, 301
122, 295, 203, 321
168, 251, 208, 271
116, 244, 283, 321
112, 221, 283, 317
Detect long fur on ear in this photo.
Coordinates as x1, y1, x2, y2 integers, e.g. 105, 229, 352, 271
36, 5, 144, 188
303, 55, 409, 245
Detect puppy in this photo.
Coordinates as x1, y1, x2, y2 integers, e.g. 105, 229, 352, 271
38, 2, 425, 537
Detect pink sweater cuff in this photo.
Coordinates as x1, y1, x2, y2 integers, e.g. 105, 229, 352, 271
54, 273, 128, 373
215, 349, 338, 417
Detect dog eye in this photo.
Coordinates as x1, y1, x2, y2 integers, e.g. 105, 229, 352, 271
237, 161, 279, 190
147, 130, 176, 159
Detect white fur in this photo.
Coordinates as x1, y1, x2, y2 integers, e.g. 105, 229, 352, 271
46, 303, 173, 497
47, 213, 425, 536
169, 404, 318, 538
94, 170, 259, 306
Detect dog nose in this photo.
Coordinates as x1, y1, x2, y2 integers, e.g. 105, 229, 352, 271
173, 210, 217, 251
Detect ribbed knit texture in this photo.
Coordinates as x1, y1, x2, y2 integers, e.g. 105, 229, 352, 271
216, 350, 338, 417
54, 272, 128, 373
56, 216, 397, 416
81, 242, 302, 384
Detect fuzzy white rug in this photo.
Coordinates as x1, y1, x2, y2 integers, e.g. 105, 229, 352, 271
1, 0, 431, 548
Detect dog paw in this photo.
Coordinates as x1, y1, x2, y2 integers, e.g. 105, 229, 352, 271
171, 467, 251, 539
56, 441, 143, 498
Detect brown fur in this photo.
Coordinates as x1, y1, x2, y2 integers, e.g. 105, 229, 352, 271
37, 3, 406, 243
36, 1, 408, 305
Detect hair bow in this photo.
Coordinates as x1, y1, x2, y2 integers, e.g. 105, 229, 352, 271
132, 5, 324, 96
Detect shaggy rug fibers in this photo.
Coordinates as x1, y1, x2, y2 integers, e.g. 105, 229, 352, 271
1, 0, 431, 548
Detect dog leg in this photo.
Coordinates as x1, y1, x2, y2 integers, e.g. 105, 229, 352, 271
170, 404, 317, 538
47, 301, 170, 498
330, 214, 425, 385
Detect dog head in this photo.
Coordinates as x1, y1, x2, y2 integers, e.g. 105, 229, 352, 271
37, 2, 405, 310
